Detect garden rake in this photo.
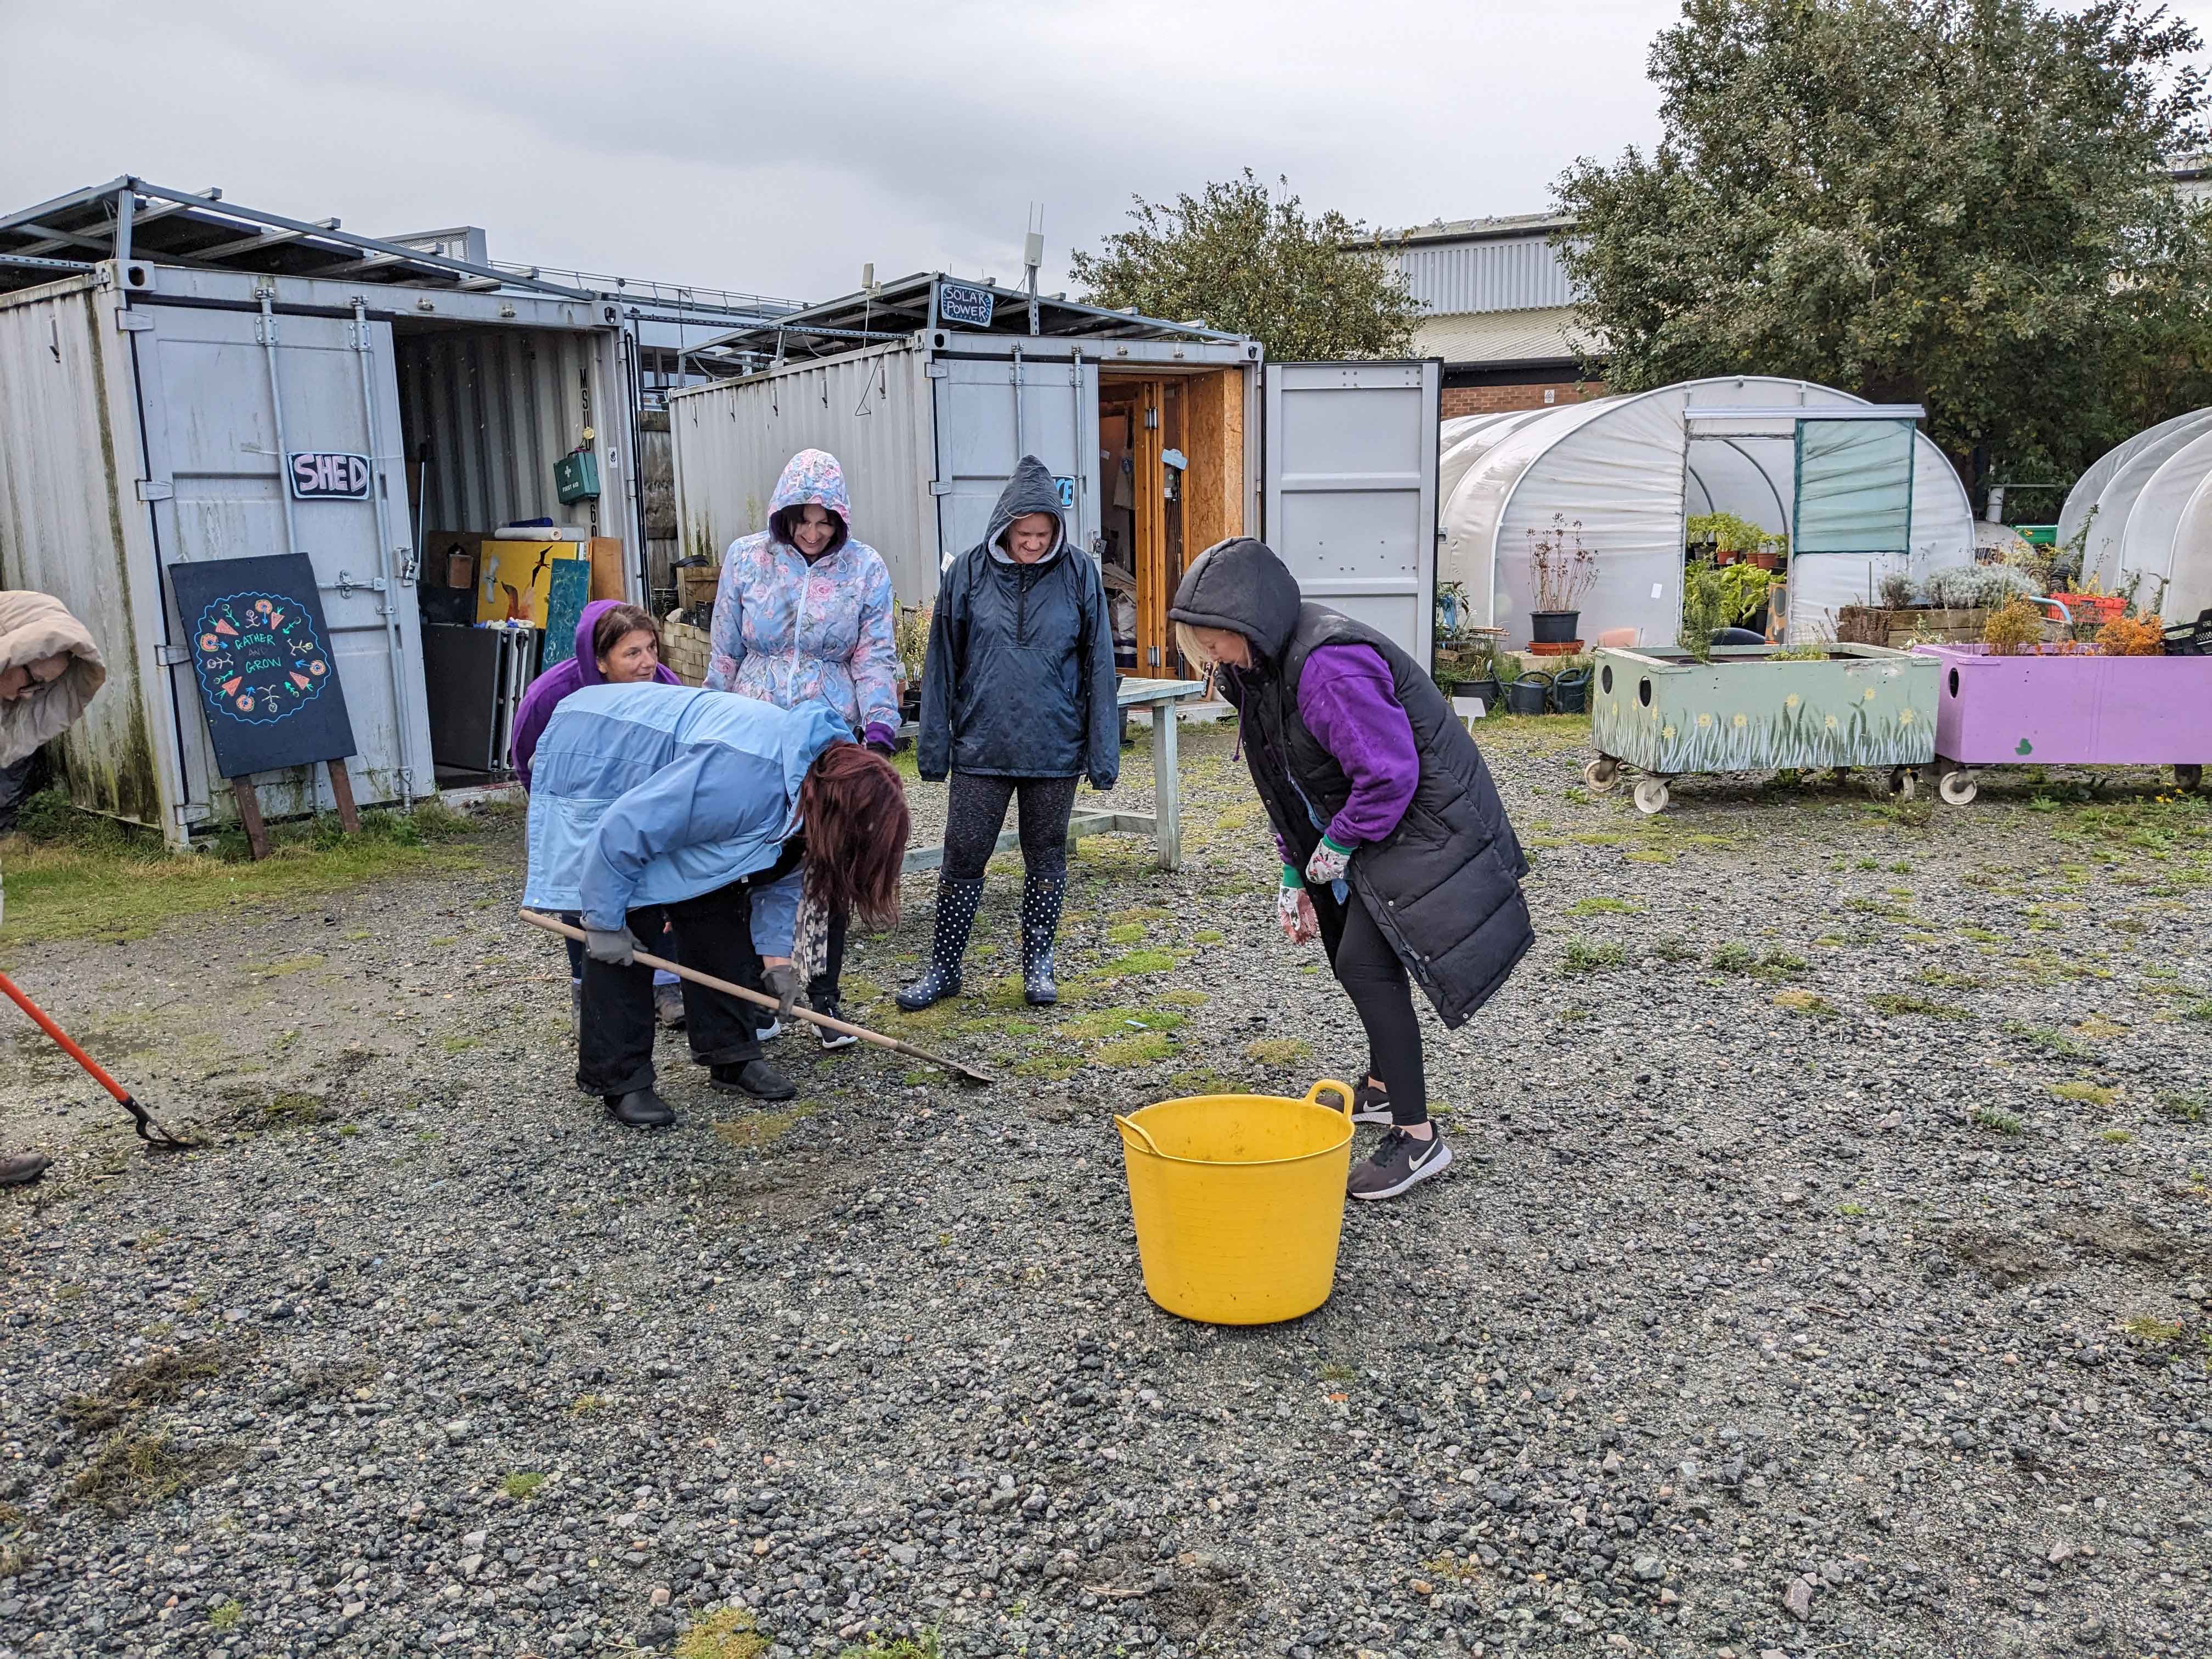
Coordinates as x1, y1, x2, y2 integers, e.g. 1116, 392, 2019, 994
0, 972, 199, 1150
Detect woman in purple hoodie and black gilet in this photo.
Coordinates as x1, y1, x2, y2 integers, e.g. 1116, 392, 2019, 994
1170, 538, 1534, 1202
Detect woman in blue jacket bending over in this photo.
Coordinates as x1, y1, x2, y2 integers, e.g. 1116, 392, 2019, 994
524, 684, 909, 1127
900, 456, 1118, 1011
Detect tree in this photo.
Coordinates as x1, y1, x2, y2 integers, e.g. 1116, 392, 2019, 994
1071, 171, 1421, 360
1554, 0, 2212, 501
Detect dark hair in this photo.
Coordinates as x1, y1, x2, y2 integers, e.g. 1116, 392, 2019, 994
797, 742, 909, 928
591, 603, 661, 664
770, 503, 849, 560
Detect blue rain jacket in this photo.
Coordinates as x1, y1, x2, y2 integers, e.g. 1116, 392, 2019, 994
521, 682, 848, 944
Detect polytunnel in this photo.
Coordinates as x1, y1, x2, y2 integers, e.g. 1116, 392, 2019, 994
2055, 405, 2212, 560
2056, 407, 2212, 625
2077, 410, 2212, 591
1437, 376, 1974, 647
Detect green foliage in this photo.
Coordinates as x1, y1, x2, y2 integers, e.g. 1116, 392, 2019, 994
1686, 511, 1783, 558
678, 1610, 771, 1659
1071, 170, 1422, 359
1971, 1104, 2024, 1134
1678, 557, 1774, 657
1554, 0, 2212, 491
1561, 939, 1630, 974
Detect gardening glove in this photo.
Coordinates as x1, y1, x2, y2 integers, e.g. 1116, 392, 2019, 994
862, 721, 898, 757
761, 962, 802, 1019
584, 926, 640, 967
1304, 836, 1353, 888
1278, 870, 1320, 945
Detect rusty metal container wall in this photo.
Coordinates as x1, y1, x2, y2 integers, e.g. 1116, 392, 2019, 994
670, 341, 936, 605
396, 328, 602, 537
0, 274, 183, 836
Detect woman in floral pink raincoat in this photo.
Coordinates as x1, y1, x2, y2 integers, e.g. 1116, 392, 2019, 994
706, 448, 899, 1045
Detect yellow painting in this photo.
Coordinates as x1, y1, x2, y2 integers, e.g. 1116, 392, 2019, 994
475, 540, 580, 628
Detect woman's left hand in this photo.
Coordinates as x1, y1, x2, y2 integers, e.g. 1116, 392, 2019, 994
1305, 837, 1352, 887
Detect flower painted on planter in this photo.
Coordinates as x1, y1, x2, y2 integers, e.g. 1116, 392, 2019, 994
1662, 725, 1677, 740
1733, 713, 1748, 728
1825, 714, 1839, 729
1784, 693, 1801, 709
1863, 687, 1877, 701
1697, 712, 1713, 727
1898, 707, 1914, 724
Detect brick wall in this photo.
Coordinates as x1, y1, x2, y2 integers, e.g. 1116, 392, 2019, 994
1441, 380, 1608, 419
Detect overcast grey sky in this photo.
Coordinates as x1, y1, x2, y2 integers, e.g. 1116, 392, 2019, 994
5, 0, 2209, 306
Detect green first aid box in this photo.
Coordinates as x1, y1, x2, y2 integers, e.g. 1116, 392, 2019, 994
555, 449, 601, 504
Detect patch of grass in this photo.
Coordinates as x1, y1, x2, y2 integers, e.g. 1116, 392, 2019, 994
1971, 1105, 2024, 1135
2158, 1093, 2205, 1124
69, 1432, 224, 1516
1623, 848, 1674, 864
569, 1394, 608, 1415
1166, 1067, 1234, 1096
61, 1342, 232, 1433
1191, 929, 1224, 945
1866, 993, 1970, 1020
1102, 949, 1179, 975
2185, 998, 2212, 1024
1062, 1007, 1184, 1040
1243, 1037, 1312, 1066
1094, 1032, 1177, 1068
1960, 927, 2009, 945
1652, 935, 1696, 964
2123, 1316, 2183, 1344
1773, 989, 1837, 1018
2101, 1128, 2134, 1144
438, 1035, 479, 1055
2070, 1013, 2127, 1039
676, 1608, 771, 1659
713, 1105, 813, 1150
835, 1633, 942, 1659
1158, 988, 1210, 1007
501, 1470, 546, 1500
1104, 922, 1149, 945
1560, 939, 1628, 975
2002, 1020, 2090, 1059
1916, 967, 1987, 991
1835, 1201, 1872, 1217
1011, 1054, 1082, 1081
1317, 1362, 1358, 1383
1565, 897, 1640, 916
2049, 1081, 2121, 1107
1710, 941, 1756, 973
208, 1599, 243, 1630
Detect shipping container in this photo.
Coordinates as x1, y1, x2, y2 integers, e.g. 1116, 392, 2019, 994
0, 239, 638, 845
669, 276, 1442, 674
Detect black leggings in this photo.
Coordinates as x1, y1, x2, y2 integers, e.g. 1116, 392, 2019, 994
1323, 891, 1427, 1127
941, 771, 1079, 881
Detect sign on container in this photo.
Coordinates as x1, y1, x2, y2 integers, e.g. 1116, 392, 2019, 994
289, 451, 371, 501
938, 283, 996, 330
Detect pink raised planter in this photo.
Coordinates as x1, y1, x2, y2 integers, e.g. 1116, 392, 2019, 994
1912, 644, 2212, 804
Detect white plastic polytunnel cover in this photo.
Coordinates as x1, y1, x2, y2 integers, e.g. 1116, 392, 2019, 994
2056, 406, 2212, 625
1437, 376, 1974, 647
2072, 408, 2212, 596
2055, 405, 2212, 563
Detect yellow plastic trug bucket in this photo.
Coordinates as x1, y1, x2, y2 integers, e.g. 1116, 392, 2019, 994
1113, 1079, 1356, 1325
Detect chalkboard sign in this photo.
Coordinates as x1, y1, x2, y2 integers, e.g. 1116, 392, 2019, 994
287, 451, 371, 500
938, 281, 996, 329
540, 556, 592, 669
168, 554, 358, 779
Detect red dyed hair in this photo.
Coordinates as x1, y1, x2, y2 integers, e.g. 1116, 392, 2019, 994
797, 742, 910, 928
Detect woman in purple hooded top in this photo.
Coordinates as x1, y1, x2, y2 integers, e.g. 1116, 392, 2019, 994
511, 601, 692, 1032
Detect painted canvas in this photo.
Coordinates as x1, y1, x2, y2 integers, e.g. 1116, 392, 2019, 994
476, 539, 580, 628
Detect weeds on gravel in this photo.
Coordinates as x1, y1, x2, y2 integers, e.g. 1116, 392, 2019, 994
1773, 989, 1836, 1018
1971, 1105, 2024, 1135
69, 1431, 225, 1516
2050, 1082, 2121, 1106
207, 1600, 243, 1630
1917, 967, 1987, 991
2002, 1020, 2090, 1059
1243, 1038, 1311, 1066
2159, 1093, 2206, 1123
1712, 943, 1807, 980
501, 1470, 546, 1499
1867, 994, 1970, 1020
2102, 1128, 2134, 1144
715, 1107, 812, 1151
2123, 1316, 2185, 1344
1652, 935, 1696, 963
835, 1633, 941, 1659
61, 1342, 232, 1432
1560, 939, 1628, 975
675, 1609, 770, 1659
1565, 897, 1639, 916
1096, 1032, 1178, 1067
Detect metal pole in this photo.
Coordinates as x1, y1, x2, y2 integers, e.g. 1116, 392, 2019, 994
112, 187, 135, 286
352, 297, 417, 808
257, 289, 303, 561
1012, 345, 1024, 465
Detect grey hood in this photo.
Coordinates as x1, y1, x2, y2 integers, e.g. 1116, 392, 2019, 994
982, 455, 1069, 565
1169, 537, 1303, 665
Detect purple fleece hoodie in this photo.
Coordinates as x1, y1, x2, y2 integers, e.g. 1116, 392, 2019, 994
508, 600, 682, 788
1271, 643, 1421, 854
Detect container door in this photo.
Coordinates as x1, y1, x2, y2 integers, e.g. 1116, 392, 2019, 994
930, 353, 1098, 569
1263, 360, 1441, 663
132, 301, 433, 820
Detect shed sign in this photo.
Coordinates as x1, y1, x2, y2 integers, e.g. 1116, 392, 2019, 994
288, 450, 371, 501
937, 282, 996, 329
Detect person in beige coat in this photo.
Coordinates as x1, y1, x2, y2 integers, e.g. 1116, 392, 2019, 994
0, 590, 105, 1188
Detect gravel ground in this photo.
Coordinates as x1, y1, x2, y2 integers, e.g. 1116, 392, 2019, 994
2, 715, 2209, 1659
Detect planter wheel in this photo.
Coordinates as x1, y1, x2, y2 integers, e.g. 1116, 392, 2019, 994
1632, 777, 1671, 816
2177, 764, 2204, 792
1581, 757, 1622, 794
1937, 768, 1978, 808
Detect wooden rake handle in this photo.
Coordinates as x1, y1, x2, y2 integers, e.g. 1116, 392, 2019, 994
517, 910, 995, 1086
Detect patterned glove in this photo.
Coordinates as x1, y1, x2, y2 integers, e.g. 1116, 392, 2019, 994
1305, 836, 1353, 888
1277, 876, 1319, 944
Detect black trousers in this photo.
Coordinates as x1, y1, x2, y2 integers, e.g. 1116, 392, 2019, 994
575, 879, 765, 1098
941, 771, 1080, 881
1316, 887, 1428, 1127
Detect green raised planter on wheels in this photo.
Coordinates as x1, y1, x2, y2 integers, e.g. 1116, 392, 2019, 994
1585, 644, 1937, 812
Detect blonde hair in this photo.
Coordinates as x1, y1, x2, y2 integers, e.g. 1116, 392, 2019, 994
1175, 621, 1221, 668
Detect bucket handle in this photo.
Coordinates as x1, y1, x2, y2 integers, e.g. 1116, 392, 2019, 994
1305, 1079, 1356, 1120
1113, 1113, 1164, 1157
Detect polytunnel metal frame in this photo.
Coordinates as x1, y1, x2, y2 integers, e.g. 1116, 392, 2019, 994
1441, 378, 1972, 648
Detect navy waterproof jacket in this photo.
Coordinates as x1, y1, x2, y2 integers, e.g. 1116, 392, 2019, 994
917, 456, 1120, 788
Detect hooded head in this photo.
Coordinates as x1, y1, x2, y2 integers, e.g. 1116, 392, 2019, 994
767, 448, 851, 560
1168, 537, 1302, 667
573, 599, 663, 688
0, 590, 104, 768
983, 455, 1068, 566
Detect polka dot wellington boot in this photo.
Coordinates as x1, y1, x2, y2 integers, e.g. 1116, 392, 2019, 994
896, 874, 983, 1011
1019, 867, 1067, 1006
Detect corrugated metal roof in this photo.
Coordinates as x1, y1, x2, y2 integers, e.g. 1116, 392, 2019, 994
1363, 211, 1577, 247
1414, 306, 1600, 367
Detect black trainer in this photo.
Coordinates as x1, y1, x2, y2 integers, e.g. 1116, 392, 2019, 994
709, 1058, 797, 1101
605, 1088, 675, 1128
1346, 1127, 1453, 1201
1349, 1080, 1393, 1125
812, 997, 859, 1051
898, 874, 983, 1011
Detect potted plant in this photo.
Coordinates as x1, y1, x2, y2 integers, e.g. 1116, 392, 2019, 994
894, 602, 932, 723
1527, 513, 1597, 646
1686, 512, 1771, 571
